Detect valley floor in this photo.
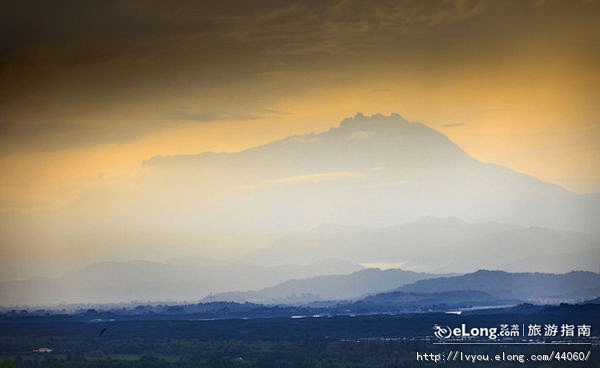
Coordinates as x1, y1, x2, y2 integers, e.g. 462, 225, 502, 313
1, 305, 599, 367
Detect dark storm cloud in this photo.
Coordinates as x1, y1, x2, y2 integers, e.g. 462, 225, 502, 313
3, 0, 598, 73
220, 0, 488, 55
0, 0, 489, 74
1, 1, 251, 52
1, 0, 598, 153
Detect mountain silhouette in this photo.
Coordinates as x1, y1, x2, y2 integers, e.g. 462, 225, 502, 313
137, 113, 597, 233
245, 217, 598, 273
3, 113, 598, 300
398, 270, 600, 300
203, 268, 440, 304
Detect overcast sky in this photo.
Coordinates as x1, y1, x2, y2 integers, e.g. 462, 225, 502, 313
1, 0, 599, 213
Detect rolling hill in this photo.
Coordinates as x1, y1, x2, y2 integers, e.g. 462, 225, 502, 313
204, 268, 441, 304
0, 259, 362, 306
398, 270, 600, 301
245, 217, 599, 273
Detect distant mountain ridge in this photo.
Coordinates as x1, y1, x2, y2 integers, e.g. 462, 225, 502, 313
3, 113, 599, 305
3, 268, 598, 313
398, 270, 600, 301
0, 259, 362, 306
206, 269, 600, 306
246, 217, 599, 273
204, 268, 441, 304
350, 290, 513, 312
3, 216, 598, 306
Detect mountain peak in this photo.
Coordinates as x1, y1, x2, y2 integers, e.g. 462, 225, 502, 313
133, 113, 595, 234
337, 112, 414, 132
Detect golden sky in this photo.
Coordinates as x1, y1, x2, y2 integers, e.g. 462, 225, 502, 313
1, 0, 599, 212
